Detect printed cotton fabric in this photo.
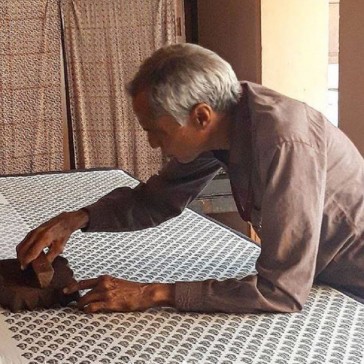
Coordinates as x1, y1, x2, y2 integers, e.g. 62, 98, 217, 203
0, 170, 363, 363
61, 0, 179, 181
0, 0, 64, 174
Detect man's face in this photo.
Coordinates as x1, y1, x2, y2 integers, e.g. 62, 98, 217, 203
132, 91, 206, 164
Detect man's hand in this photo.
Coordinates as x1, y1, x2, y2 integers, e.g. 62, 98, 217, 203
64, 275, 175, 313
16, 209, 89, 270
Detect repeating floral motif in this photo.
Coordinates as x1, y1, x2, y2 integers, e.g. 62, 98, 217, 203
0, 170, 363, 363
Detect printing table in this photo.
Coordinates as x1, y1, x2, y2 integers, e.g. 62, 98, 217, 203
0, 170, 363, 364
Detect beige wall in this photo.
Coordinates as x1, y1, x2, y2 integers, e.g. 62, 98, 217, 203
198, 0, 261, 82
339, 1, 364, 156
261, 0, 329, 113
198, 0, 328, 114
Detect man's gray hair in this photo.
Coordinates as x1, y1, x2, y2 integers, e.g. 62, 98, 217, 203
126, 43, 242, 124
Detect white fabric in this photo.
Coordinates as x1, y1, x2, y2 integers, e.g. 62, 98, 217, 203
0, 193, 8, 205
0, 170, 363, 364
0, 311, 24, 364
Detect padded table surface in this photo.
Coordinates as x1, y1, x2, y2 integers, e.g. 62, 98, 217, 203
0, 170, 363, 364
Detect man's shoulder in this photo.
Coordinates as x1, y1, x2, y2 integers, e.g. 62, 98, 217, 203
241, 81, 327, 153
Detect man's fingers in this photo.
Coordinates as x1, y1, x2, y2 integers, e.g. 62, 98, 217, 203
16, 213, 74, 271
16, 231, 33, 254
45, 243, 64, 264
77, 290, 105, 309
45, 249, 57, 265
84, 301, 108, 313
20, 241, 50, 269
64, 278, 100, 294
64, 277, 151, 313
18, 240, 47, 270
16, 231, 38, 268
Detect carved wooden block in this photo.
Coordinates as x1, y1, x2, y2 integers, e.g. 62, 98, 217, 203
31, 251, 54, 288
0, 256, 79, 312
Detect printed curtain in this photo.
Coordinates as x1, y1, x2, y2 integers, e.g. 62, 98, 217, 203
0, 0, 64, 174
61, 0, 179, 181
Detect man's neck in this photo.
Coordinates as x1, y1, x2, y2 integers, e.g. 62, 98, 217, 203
206, 110, 234, 151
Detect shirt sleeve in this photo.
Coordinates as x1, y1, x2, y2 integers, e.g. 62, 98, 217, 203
82, 152, 222, 232
175, 141, 327, 313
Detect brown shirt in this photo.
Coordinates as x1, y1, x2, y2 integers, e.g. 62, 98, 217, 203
83, 82, 364, 313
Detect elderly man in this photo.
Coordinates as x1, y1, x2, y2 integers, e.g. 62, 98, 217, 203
17, 44, 364, 314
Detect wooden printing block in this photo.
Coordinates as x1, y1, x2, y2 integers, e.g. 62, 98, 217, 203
0, 256, 79, 312
31, 251, 54, 288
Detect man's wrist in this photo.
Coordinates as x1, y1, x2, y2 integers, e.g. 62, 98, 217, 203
149, 283, 176, 308
66, 209, 90, 231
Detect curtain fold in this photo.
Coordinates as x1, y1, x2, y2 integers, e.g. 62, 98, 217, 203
61, 0, 179, 181
0, 0, 64, 174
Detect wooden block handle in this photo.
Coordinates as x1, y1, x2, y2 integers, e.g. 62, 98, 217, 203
31, 252, 54, 288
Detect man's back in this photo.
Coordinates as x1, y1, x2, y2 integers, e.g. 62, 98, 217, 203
244, 82, 364, 303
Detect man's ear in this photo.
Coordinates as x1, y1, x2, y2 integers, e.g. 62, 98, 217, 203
190, 103, 213, 129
